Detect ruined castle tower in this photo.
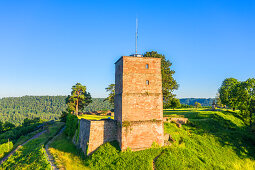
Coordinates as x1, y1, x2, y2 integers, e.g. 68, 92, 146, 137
115, 56, 164, 150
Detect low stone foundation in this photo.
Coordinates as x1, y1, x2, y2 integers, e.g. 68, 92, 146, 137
74, 118, 117, 155
118, 120, 164, 151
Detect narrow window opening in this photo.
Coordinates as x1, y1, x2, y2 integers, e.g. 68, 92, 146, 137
146, 64, 149, 69
146, 80, 149, 85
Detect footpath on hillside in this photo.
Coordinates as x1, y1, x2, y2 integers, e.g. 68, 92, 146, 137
0, 130, 47, 165
44, 127, 65, 170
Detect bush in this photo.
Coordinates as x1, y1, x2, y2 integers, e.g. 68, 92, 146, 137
0, 141, 13, 159
0, 123, 41, 144
65, 114, 78, 137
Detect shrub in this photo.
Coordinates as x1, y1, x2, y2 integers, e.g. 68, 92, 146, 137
65, 114, 78, 137
0, 141, 13, 159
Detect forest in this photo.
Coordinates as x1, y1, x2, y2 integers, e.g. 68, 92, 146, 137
179, 98, 214, 106
0, 96, 112, 125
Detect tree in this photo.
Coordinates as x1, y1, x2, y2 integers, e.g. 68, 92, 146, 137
215, 93, 223, 108
219, 78, 240, 110
104, 84, 115, 106
66, 83, 92, 115
3, 121, 15, 131
0, 121, 3, 133
143, 51, 178, 104
105, 51, 178, 108
234, 78, 255, 126
194, 102, 201, 108
170, 98, 181, 110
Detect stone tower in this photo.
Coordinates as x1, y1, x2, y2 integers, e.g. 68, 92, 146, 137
115, 56, 164, 151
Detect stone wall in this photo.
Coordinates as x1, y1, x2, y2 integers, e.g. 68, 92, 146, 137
115, 56, 164, 150
75, 118, 117, 155
121, 120, 164, 150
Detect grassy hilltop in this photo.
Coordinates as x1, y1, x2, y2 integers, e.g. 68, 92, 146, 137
45, 108, 255, 170
1, 108, 254, 169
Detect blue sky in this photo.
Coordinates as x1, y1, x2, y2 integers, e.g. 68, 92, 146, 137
0, 0, 254, 98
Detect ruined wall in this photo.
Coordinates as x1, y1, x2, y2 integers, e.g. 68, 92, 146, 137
75, 118, 117, 155
115, 56, 164, 150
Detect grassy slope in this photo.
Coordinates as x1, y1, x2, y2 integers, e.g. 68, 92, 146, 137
48, 132, 90, 170
78, 114, 114, 120
50, 109, 255, 170
158, 109, 255, 169
0, 122, 64, 170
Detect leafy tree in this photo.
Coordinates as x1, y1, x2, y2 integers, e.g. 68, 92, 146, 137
143, 51, 178, 105
215, 93, 223, 108
194, 102, 202, 108
219, 78, 240, 110
104, 84, 115, 106
233, 78, 255, 126
0, 121, 3, 133
66, 83, 92, 115
22, 118, 41, 126
170, 98, 181, 110
3, 122, 15, 131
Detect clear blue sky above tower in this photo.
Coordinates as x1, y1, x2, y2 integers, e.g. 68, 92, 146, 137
0, 0, 254, 98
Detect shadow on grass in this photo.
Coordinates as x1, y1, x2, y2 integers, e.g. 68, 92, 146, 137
165, 109, 255, 159
188, 112, 255, 159
164, 110, 212, 120
221, 110, 247, 125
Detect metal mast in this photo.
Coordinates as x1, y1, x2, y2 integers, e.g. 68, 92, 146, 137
135, 18, 138, 55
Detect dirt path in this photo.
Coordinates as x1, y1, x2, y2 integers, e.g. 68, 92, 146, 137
153, 150, 164, 170
0, 130, 47, 165
44, 127, 65, 170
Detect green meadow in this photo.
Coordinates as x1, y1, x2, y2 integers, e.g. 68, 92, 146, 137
47, 108, 255, 170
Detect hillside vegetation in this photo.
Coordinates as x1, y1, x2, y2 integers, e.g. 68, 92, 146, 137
0, 122, 64, 170
48, 109, 255, 169
0, 96, 112, 125
0, 96, 215, 125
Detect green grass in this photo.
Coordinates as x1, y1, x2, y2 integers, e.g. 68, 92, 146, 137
155, 108, 255, 169
0, 122, 64, 170
48, 132, 90, 169
86, 109, 255, 169
78, 114, 113, 120
27, 109, 255, 170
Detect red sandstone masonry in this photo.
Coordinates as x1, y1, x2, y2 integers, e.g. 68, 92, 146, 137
115, 56, 164, 150
75, 119, 117, 155
75, 55, 164, 155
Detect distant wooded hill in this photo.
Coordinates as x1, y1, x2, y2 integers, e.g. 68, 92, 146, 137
180, 98, 214, 106
0, 96, 112, 125
0, 96, 214, 125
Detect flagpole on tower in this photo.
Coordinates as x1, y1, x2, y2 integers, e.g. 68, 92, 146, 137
135, 18, 138, 55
